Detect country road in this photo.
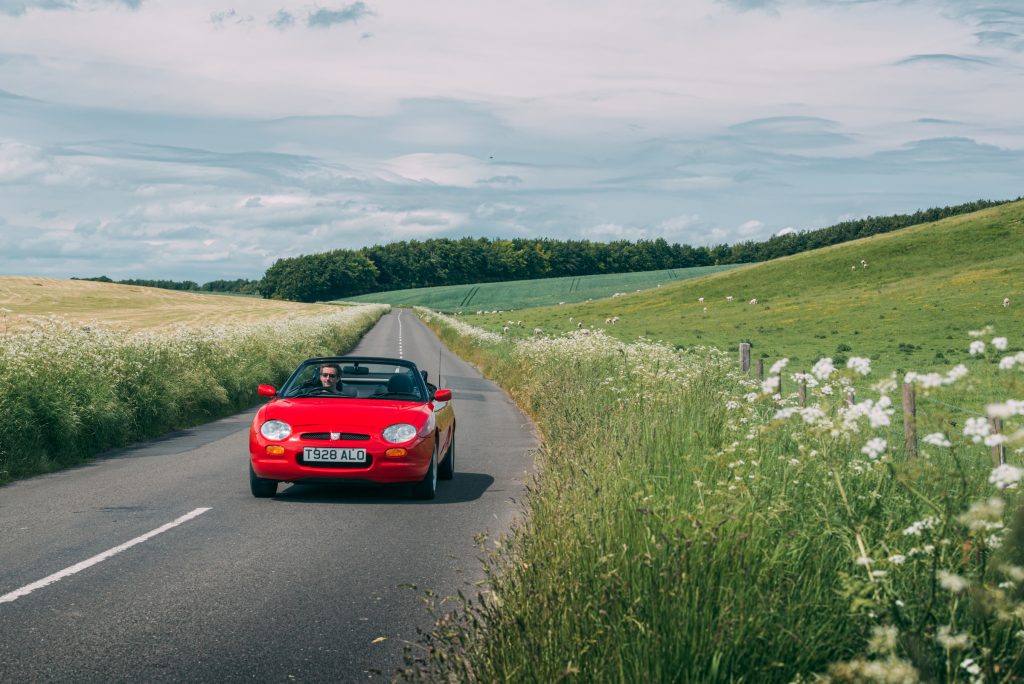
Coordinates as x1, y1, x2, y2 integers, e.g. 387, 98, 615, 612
0, 309, 538, 682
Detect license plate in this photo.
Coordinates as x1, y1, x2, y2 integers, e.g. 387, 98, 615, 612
303, 447, 367, 463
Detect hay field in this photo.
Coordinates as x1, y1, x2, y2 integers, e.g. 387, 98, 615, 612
0, 276, 335, 331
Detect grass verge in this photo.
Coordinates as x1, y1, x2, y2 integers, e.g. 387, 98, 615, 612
0, 304, 388, 483
402, 309, 1024, 682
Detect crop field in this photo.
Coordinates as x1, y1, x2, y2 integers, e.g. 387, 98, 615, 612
458, 202, 1024, 377
341, 264, 738, 312
406, 309, 1024, 682
0, 276, 341, 332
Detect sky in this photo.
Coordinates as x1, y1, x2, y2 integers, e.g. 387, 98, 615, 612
1, 0, 1023, 282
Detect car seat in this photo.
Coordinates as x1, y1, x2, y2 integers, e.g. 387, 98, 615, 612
387, 373, 415, 395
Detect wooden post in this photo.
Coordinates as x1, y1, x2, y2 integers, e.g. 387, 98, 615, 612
901, 383, 918, 459
845, 389, 855, 406
776, 372, 783, 396
756, 359, 764, 381
990, 417, 1006, 466
798, 370, 807, 407
739, 343, 751, 373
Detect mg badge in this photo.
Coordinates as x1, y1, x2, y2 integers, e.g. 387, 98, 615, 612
330, 432, 341, 440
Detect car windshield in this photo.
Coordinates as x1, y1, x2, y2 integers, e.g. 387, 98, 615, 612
280, 360, 427, 402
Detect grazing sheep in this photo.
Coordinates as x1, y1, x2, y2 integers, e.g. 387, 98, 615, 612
726, 296, 734, 302
851, 265, 856, 271
610, 316, 620, 324
1004, 298, 1011, 308
502, 326, 510, 334
698, 297, 704, 303
533, 327, 544, 336
577, 322, 583, 328
749, 298, 758, 305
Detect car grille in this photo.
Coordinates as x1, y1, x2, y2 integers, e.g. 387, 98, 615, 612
300, 432, 370, 441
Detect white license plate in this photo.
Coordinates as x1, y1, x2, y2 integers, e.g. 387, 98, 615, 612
303, 447, 367, 463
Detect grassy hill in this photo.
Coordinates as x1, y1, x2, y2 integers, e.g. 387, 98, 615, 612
341, 265, 738, 311
0, 276, 338, 332
467, 201, 1024, 374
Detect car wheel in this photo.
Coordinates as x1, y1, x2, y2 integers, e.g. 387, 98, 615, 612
249, 464, 278, 498
438, 431, 455, 480
411, 441, 438, 500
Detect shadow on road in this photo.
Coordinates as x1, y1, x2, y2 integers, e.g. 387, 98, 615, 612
270, 471, 496, 505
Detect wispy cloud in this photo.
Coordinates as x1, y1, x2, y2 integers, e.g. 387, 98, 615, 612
894, 53, 994, 68
268, 8, 294, 30
307, 2, 372, 29
0, 0, 141, 16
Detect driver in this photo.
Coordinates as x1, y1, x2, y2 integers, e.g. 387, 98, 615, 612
315, 364, 342, 392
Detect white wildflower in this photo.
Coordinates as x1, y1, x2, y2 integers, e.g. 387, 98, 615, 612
937, 570, 969, 593
989, 463, 1022, 490
846, 356, 872, 375
963, 417, 991, 443
888, 554, 907, 565
903, 516, 939, 536
769, 358, 789, 375
923, 432, 952, 448
969, 340, 985, 355
936, 626, 971, 650
992, 336, 1008, 351
811, 357, 835, 381
862, 437, 887, 460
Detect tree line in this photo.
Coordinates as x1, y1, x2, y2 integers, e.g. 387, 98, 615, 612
71, 276, 261, 295
257, 198, 1013, 302
74, 197, 1015, 302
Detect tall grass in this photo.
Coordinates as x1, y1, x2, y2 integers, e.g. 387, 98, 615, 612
0, 304, 388, 483
405, 310, 1024, 682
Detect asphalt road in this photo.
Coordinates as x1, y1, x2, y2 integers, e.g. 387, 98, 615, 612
0, 309, 538, 682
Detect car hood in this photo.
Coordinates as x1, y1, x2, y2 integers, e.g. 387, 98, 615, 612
262, 398, 431, 432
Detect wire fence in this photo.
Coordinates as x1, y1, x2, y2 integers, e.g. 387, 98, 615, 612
737, 342, 1011, 466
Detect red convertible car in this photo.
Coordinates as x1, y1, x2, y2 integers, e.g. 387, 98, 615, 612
248, 356, 455, 499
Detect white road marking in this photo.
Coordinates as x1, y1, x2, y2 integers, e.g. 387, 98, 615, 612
397, 310, 404, 358
0, 507, 212, 605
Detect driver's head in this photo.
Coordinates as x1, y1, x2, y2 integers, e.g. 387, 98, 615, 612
319, 364, 340, 387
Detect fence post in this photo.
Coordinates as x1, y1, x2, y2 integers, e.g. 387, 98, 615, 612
756, 359, 764, 381
901, 383, 918, 459
798, 370, 807, 407
776, 372, 783, 396
990, 417, 1006, 466
739, 343, 751, 373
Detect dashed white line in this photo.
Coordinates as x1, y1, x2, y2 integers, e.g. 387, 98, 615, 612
397, 310, 404, 358
0, 507, 212, 605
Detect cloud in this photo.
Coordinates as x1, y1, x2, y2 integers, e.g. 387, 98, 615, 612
210, 9, 253, 28
894, 53, 995, 68
775, 226, 797, 236
0, 0, 141, 16
268, 8, 295, 30
726, 116, 856, 150
307, 2, 372, 29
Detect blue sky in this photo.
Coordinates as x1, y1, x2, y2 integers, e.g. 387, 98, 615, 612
1, 0, 1022, 282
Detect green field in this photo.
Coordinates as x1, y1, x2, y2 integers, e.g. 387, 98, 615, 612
341, 265, 738, 311
465, 201, 1024, 375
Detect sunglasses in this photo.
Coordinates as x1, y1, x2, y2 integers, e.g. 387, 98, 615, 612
321, 372, 337, 378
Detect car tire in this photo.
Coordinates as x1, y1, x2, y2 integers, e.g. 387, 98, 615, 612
438, 431, 455, 480
411, 441, 438, 500
249, 464, 278, 498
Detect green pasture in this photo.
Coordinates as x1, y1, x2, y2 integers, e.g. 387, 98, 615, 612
467, 201, 1024, 375
341, 265, 738, 311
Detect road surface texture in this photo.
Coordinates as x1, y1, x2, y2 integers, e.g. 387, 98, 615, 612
0, 309, 537, 682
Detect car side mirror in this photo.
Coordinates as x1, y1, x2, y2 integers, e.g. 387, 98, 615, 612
433, 389, 452, 402
258, 384, 277, 397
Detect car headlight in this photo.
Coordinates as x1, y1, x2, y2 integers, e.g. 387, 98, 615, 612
260, 420, 292, 440
382, 423, 417, 444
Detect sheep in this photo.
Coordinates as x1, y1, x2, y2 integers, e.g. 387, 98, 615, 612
533, 327, 544, 336
610, 316, 620, 324
698, 297, 704, 303
1004, 298, 1011, 308
749, 298, 758, 305
726, 296, 734, 302
502, 326, 510, 334
577, 322, 583, 328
